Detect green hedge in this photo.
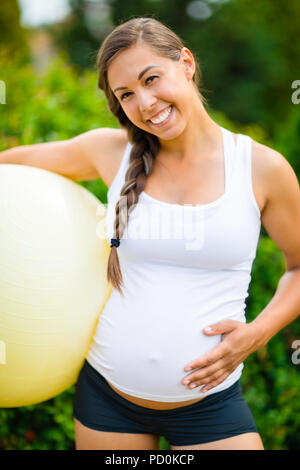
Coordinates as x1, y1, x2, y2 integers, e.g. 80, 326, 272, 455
0, 54, 299, 450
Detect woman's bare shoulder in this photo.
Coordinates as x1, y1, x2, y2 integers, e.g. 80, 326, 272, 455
251, 138, 298, 214
251, 138, 300, 270
252, 139, 286, 173
73, 127, 129, 187
251, 139, 296, 185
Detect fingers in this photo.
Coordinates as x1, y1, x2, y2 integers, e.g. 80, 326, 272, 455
183, 368, 230, 393
201, 371, 230, 393
185, 342, 229, 372
182, 358, 225, 387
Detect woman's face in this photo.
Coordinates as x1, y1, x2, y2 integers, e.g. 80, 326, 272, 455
107, 43, 196, 141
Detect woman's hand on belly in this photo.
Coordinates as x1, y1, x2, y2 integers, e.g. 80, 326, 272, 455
182, 319, 262, 392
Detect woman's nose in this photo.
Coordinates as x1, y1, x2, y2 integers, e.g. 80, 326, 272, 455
137, 90, 157, 114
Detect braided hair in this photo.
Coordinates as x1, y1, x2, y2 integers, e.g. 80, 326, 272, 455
96, 17, 207, 295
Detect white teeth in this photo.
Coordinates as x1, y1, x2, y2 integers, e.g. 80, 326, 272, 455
150, 106, 172, 124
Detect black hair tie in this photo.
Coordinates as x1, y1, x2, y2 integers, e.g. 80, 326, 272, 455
110, 238, 120, 248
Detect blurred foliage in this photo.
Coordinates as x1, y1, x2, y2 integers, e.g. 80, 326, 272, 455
0, 52, 299, 451
273, 106, 300, 179
47, 0, 114, 69
0, 0, 30, 62
0, 389, 75, 450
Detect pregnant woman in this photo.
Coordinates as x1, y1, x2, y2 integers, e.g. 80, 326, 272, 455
1, 17, 299, 450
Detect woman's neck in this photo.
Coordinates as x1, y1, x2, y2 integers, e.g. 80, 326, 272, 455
158, 101, 222, 166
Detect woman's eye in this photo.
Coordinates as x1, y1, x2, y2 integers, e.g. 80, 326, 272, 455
146, 75, 158, 83
120, 92, 131, 101
120, 76, 158, 101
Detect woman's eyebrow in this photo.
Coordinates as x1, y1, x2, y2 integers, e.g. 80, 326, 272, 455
113, 65, 161, 93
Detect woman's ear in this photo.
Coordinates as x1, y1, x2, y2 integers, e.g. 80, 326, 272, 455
180, 47, 196, 81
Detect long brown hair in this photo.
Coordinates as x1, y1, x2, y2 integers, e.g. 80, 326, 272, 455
96, 17, 207, 295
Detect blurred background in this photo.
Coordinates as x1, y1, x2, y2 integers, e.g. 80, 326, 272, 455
0, 0, 299, 450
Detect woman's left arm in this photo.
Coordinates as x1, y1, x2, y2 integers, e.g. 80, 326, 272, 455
182, 145, 300, 392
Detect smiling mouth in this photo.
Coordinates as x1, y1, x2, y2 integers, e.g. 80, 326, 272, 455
147, 105, 173, 125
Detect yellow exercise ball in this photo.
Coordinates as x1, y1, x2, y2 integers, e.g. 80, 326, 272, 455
0, 164, 112, 407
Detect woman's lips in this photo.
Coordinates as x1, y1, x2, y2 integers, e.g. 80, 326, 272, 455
148, 105, 174, 127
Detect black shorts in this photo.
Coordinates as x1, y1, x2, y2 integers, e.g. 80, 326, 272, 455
73, 359, 258, 447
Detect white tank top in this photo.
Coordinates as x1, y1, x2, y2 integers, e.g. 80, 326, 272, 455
86, 126, 261, 402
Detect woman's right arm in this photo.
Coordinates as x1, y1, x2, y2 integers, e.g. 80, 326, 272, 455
0, 127, 128, 184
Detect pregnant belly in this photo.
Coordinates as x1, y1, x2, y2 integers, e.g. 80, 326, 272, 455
107, 381, 206, 410
90, 307, 222, 408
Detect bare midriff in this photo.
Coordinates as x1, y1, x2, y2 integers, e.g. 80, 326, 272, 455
107, 381, 206, 410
